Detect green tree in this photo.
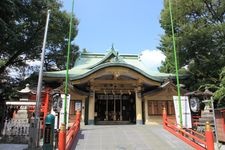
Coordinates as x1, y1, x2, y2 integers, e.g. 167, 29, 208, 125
0, 0, 79, 76
159, 0, 225, 91
214, 67, 225, 107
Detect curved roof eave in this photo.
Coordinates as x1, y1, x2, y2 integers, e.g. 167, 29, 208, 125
44, 63, 175, 83
69, 63, 168, 82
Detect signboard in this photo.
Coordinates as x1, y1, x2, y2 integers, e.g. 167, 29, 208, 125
59, 94, 71, 129
173, 96, 192, 128
44, 124, 51, 144
75, 101, 81, 111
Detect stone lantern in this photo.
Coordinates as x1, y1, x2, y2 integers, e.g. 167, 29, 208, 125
185, 88, 214, 132
202, 88, 213, 113
2, 84, 36, 143
18, 84, 32, 101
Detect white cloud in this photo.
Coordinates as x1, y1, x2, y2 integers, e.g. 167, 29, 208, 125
26, 60, 41, 66
8, 60, 41, 79
140, 49, 165, 71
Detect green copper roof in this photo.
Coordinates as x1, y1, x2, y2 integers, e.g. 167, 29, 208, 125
43, 49, 174, 82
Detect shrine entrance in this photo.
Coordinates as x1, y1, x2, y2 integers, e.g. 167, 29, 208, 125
95, 93, 136, 124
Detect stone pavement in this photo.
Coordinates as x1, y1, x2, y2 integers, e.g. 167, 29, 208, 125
71, 125, 194, 150
0, 144, 28, 150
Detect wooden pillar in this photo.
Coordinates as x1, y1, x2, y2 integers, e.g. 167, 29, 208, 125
88, 91, 95, 125
120, 98, 122, 121
106, 98, 108, 120
135, 87, 143, 125
113, 97, 116, 121
144, 99, 149, 124
80, 99, 85, 125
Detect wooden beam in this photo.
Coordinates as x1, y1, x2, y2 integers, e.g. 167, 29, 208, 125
91, 79, 138, 85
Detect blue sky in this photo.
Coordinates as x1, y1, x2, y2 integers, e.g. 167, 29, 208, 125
62, 0, 164, 53
61, 0, 165, 71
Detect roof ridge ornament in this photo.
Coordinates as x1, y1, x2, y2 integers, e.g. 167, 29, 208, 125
111, 43, 115, 51
115, 51, 119, 62
111, 51, 123, 63
108, 44, 121, 63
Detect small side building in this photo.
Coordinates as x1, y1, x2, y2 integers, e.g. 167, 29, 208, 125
144, 81, 186, 124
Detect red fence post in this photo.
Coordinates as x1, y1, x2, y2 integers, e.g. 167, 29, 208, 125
163, 107, 167, 128
58, 123, 66, 150
205, 121, 214, 150
75, 110, 81, 123
43, 89, 50, 121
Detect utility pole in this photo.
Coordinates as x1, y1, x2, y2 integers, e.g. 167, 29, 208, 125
58, 0, 75, 149
168, 0, 183, 127
32, 9, 51, 149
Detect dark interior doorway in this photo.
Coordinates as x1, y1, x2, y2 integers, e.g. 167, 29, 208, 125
95, 93, 135, 124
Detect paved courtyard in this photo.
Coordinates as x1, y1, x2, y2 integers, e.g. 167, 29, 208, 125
71, 125, 194, 150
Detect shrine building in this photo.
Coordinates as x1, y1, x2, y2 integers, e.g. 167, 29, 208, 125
43, 48, 185, 125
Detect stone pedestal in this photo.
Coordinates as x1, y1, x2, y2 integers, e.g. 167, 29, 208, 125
197, 100, 214, 132
199, 100, 214, 124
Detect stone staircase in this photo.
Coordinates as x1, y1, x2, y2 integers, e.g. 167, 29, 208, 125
95, 121, 132, 125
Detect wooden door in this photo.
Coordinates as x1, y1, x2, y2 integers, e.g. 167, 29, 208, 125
148, 100, 175, 115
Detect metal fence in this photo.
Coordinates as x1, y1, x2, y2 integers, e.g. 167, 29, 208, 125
1, 119, 30, 143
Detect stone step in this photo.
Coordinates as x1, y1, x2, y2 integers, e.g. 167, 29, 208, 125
199, 118, 214, 123
201, 113, 213, 117
95, 121, 132, 125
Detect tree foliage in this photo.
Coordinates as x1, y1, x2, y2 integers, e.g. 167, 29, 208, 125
213, 67, 225, 107
159, 0, 225, 106
0, 0, 79, 76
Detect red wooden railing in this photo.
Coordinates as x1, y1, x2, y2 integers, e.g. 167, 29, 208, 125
162, 108, 214, 150
215, 108, 225, 142
66, 111, 81, 150
58, 111, 81, 150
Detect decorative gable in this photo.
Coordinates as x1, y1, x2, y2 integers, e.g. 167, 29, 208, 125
88, 46, 125, 69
